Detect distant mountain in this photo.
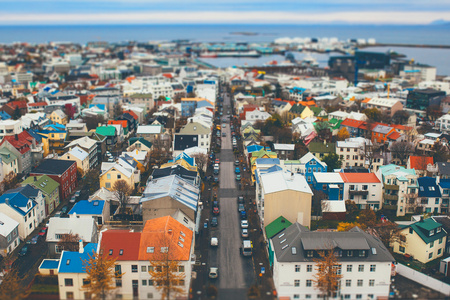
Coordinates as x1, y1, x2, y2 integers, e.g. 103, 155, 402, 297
429, 19, 450, 26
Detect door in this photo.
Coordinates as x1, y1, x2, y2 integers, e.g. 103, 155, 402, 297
132, 280, 138, 298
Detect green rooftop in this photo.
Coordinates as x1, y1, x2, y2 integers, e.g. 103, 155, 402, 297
0, 147, 18, 164
265, 216, 292, 239
405, 218, 446, 244
22, 175, 60, 195
96, 126, 116, 137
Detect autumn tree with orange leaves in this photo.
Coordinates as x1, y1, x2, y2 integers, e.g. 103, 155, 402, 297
82, 252, 119, 300
313, 246, 343, 300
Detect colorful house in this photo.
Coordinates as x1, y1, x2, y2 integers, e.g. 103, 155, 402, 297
22, 175, 60, 216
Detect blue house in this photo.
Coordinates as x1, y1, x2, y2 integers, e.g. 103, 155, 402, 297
418, 177, 442, 214
312, 173, 344, 200
299, 152, 327, 183
439, 179, 450, 214
68, 200, 108, 225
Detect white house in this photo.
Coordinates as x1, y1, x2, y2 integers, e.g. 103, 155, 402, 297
340, 172, 383, 210
271, 223, 394, 300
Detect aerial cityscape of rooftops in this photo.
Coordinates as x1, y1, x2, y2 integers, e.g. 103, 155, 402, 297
2, 10, 450, 300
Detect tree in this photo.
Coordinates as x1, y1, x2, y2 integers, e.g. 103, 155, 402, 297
313, 246, 343, 300
64, 103, 76, 120
191, 153, 208, 177
12, 106, 21, 120
431, 142, 450, 163
392, 110, 410, 125
322, 153, 342, 171
1, 171, 20, 192
148, 247, 186, 299
112, 180, 132, 215
363, 108, 382, 122
370, 221, 404, 251
390, 141, 415, 166
83, 169, 101, 194
337, 127, 350, 141
357, 209, 376, 228
359, 140, 377, 171
0, 269, 30, 300
206, 285, 218, 299
112, 102, 123, 119
293, 141, 309, 160
83, 115, 105, 131
57, 233, 81, 252
274, 127, 293, 143
82, 252, 119, 300
312, 189, 328, 216
315, 121, 331, 141
247, 285, 261, 299
337, 222, 365, 231
426, 104, 442, 121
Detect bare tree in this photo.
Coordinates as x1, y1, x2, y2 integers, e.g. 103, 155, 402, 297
191, 153, 208, 177
390, 141, 415, 165
112, 180, 133, 215
359, 140, 379, 171
57, 233, 81, 252
83, 115, 105, 131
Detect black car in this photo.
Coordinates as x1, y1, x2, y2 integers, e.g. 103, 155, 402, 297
212, 201, 219, 208
211, 217, 218, 227
19, 245, 29, 256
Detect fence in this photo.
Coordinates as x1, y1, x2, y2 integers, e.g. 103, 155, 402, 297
396, 263, 450, 296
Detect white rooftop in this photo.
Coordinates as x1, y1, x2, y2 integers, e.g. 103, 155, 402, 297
313, 172, 344, 183
273, 144, 295, 151
260, 170, 312, 195
46, 217, 97, 243
0, 212, 19, 237
67, 146, 89, 161
137, 125, 162, 135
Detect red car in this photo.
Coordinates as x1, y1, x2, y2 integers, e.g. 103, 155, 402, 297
38, 227, 48, 236
213, 207, 220, 215
215, 159, 220, 164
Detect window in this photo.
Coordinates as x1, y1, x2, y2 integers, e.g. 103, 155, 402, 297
369, 279, 375, 286
429, 253, 433, 259
55, 245, 63, 253
350, 185, 355, 190
293, 295, 300, 299
132, 265, 138, 273
142, 280, 147, 286
437, 227, 442, 233
147, 247, 154, 253
294, 279, 300, 287
344, 295, 351, 299
399, 246, 405, 253
141, 266, 147, 272
295, 265, 300, 272
356, 295, 362, 299
148, 279, 154, 285
306, 280, 312, 287
178, 266, 185, 272
65, 278, 73, 286
359, 250, 366, 257
179, 279, 185, 286
438, 248, 442, 255
307, 265, 312, 272
370, 265, 376, 272
358, 265, 364, 272
307, 251, 313, 258
117, 174, 121, 179
440, 237, 443, 244
106, 182, 111, 189
357, 279, 363, 287
345, 279, 351, 287
347, 265, 352, 272
66, 292, 74, 299
109, 249, 113, 255
115, 265, 122, 276
430, 241, 434, 248
305, 295, 311, 299
107, 174, 111, 179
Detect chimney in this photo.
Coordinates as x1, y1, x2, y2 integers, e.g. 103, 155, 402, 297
420, 215, 424, 222
168, 229, 173, 234
15, 134, 18, 140
34, 176, 37, 181
5, 198, 9, 205
79, 239, 84, 253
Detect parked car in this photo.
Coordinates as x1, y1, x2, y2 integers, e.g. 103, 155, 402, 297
211, 237, 218, 247
211, 217, 218, 227
235, 167, 240, 174
238, 203, 245, 212
241, 228, 249, 238
241, 220, 249, 228
28, 235, 40, 245
212, 201, 219, 208
240, 210, 247, 220
38, 227, 48, 236
222, 124, 226, 128
236, 174, 241, 181
19, 245, 29, 256
209, 267, 219, 279
222, 132, 226, 137
235, 160, 240, 166
74, 190, 81, 198
61, 206, 68, 214
213, 207, 220, 215
69, 196, 77, 203
237, 196, 244, 203
215, 159, 220, 164
204, 222, 208, 229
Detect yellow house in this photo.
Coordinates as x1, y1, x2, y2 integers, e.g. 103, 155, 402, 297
100, 163, 135, 191
288, 104, 314, 120
393, 218, 447, 263
39, 130, 67, 157
59, 146, 90, 176
49, 109, 68, 125
250, 149, 277, 182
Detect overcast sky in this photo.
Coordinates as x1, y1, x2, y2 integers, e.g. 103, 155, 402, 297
0, 0, 449, 25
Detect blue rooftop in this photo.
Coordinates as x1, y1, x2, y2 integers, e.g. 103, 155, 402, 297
247, 145, 263, 153
89, 104, 106, 111
439, 179, 450, 189
58, 243, 97, 273
40, 259, 60, 269
0, 111, 11, 120
255, 158, 280, 165
418, 177, 441, 198
69, 200, 105, 215
0, 192, 35, 216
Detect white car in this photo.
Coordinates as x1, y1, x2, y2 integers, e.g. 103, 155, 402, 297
241, 228, 249, 238
222, 124, 227, 128
211, 237, 218, 247
209, 267, 219, 279
241, 220, 249, 228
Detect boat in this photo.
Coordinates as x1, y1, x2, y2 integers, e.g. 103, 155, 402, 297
216, 50, 261, 58
199, 52, 218, 58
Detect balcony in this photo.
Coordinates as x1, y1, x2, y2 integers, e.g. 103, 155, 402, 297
349, 190, 369, 196
384, 193, 398, 201
384, 184, 399, 191
383, 204, 398, 211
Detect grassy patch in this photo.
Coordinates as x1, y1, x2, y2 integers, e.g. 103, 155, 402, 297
30, 284, 59, 294
311, 219, 340, 230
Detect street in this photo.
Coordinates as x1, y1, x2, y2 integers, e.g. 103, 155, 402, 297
207, 91, 255, 299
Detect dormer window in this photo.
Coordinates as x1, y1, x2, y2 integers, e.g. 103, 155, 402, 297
429, 186, 435, 191
430, 230, 435, 236
109, 249, 113, 255
347, 250, 353, 257
306, 250, 313, 258
437, 227, 442, 233
359, 250, 366, 257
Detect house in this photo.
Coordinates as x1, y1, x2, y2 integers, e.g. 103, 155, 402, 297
120, 151, 149, 173
46, 216, 98, 258
271, 224, 394, 300
340, 172, 383, 210
0, 212, 20, 256
179, 121, 211, 152
340, 119, 366, 138
95, 126, 117, 150
30, 159, 77, 201
2, 101, 28, 117
328, 110, 349, 121
312, 173, 344, 200
37, 128, 67, 156
127, 137, 152, 152
407, 156, 434, 177
100, 159, 136, 191
250, 149, 277, 182
64, 131, 106, 165
0, 146, 19, 176
299, 152, 327, 183
136, 125, 163, 143
371, 125, 396, 144
57, 243, 97, 300
308, 141, 335, 160
256, 170, 313, 228
152, 164, 200, 187
68, 199, 109, 225
0, 130, 41, 174
336, 137, 373, 169
0, 186, 41, 239
60, 146, 90, 176
377, 165, 419, 217
432, 216, 450, 254
0, 119, 23, 140
181, 97, 212, 117
287, 104, 314, 120
66, 121, 87, 133
108, 120, 129, 137
117, 112, 137, 134
49, 109, 68, 125
393, 218, 446, 263
272, 144, 295, 160
22, 175, 60, 216
140, 175, 199, 223
362, 97, 403, 117
64, 136, 99, 169
417, 177, 442, 214
98, 216, 193, 299
173, 135, 198, 157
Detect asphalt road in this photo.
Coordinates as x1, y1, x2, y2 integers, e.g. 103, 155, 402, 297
208, 93, 255, 299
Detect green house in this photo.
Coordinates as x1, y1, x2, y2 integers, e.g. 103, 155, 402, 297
22, 175, 60, 216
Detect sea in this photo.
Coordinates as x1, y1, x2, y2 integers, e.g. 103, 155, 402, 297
1, 24, 450, 75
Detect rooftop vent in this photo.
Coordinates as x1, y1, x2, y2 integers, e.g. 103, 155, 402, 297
178, 241, 184, 248
371, 247, 377, 255
280, 239, 287, 244
291, 247, 297, 255
278, 233, 285, 239
282, 244, 289, 250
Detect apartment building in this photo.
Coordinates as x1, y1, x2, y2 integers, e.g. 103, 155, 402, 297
340, 172, 382, 210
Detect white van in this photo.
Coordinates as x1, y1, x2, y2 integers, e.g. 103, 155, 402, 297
242, 240, 252, 256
